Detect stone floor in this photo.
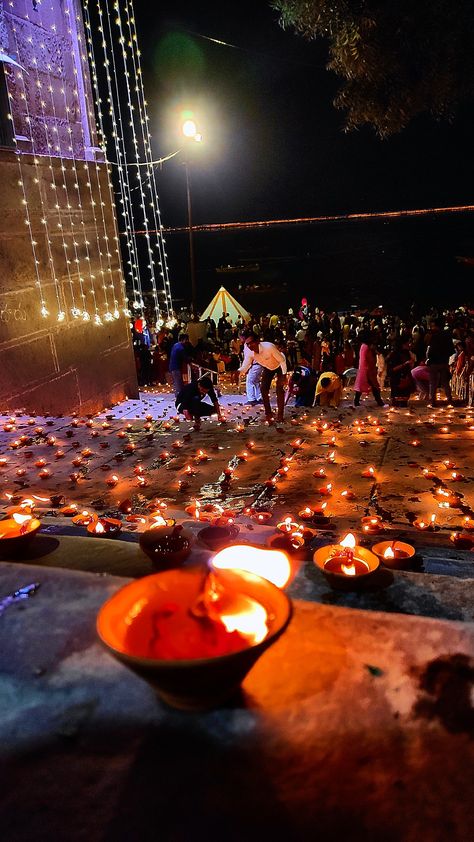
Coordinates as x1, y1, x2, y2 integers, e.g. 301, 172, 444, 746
1, 382, 473, 839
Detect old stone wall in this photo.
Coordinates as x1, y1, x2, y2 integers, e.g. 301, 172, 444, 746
0, 148, 138, 414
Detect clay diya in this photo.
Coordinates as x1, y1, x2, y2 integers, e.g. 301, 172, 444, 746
198, 523, 240, 551
361, 515, 385, 534
97, 566, 292, 710
0, 512, 42, 557
449, 532, 474, 550
140, 523, 191, 569
313, 533, 379, 590
371, 540, 416, 569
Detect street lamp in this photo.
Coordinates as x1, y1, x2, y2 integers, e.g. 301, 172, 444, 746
181, 119, 202, 315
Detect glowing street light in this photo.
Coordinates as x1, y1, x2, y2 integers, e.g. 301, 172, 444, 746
181, 116, 203, 314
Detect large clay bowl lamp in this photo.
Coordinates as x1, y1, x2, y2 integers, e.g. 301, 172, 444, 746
0, 513, 41, 557
97, 567, 292, 711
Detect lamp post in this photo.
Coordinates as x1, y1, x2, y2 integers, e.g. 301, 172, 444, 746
181, 119, 202, 316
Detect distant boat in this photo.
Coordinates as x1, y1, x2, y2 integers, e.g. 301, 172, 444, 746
216, 263, 260, 274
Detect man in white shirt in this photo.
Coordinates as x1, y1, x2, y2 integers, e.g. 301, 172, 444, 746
240, 334, 287, 422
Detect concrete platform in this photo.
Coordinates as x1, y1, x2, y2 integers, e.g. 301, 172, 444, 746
0, 562, 473, 842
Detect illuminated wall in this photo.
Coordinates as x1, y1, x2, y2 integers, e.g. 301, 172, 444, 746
0, 0, 138, 414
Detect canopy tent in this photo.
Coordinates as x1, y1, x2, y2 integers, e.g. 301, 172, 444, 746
200, 286, 251, 325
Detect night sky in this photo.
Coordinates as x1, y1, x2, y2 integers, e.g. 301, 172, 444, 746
132, 0, 474, 311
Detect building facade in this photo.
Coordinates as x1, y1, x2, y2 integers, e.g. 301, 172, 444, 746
0, 0, 138, 414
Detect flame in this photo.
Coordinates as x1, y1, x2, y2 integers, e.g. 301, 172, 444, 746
384, 546, 395, 560
211, 544, 292, 588
12, 513, 32, 526
341, 563, 356, 576
32, 495, 49, 502
149, 515, 168, 529
95, 522, 105, 534
430, 514, 437, 524
340, 533, 356, 550
219, 597, 268, 645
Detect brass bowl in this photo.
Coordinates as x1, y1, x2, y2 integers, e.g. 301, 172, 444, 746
97, 566, 292, 711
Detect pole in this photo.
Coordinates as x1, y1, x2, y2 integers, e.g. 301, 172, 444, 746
184, 160, 197, 315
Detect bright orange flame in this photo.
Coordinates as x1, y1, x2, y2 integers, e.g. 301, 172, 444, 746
341, 563, 356, 576
149, 515, 168, 529
12, 513, 32, 526
211, 544, 291, 588
340, 533, 356, 549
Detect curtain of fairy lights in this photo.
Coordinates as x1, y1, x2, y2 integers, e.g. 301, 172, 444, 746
82, 0, 174, 326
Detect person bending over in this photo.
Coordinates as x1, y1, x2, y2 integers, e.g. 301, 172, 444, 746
176, 376, 224, 431
315, 372, 343, 408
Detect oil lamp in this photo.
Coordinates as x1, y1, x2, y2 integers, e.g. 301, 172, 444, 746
159, 451, 170, 461
0, 512, 42, 556
449, 471, 465, 482
140, 523, 191, 568
410, 440, 420, 447
298, 506, 315, 522
361, 515, 384, 534
462, 517, 474, 531
313, 533, 379, 588
361, 466, 376, 479
97, 567, 291, 710
290, 438, 303, 449
276, 515, 300, 534
414, 514, 437, 531
106, 475, 119, 488
183, 464, 197, 477
38, 468, 51, 480
371, 540, 415, 569
313, 468, 327, 478
60, 503, 78, 516
317, 482, 333, 496
450, 532, 474, 549
72, 510, 97, 527
69, 473, 81, 484
246, 440, 256, 450
251, 510, 273, 524
87, 517, 122, 537
195, 449, 209, 463
341, 489, 356, 500
422, 468, 438, 479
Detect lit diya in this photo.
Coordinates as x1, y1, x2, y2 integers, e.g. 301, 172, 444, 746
313, 533, 379, 588
106, 474, 119, 488
361, 515, 385, 534
462, 516, 474, 531
0, 512, 41, 557
97, 566, 292, 710
317, 482, 333, 497
361, 466, 376, 479
341, 489, 356, 501
299, 506, 315, 522
276, 515, 300, 534
140, 522, 191, 569
450, 532, 474, 550
72, 510, 97, 527
198, 523, 240, 551
414, 514, 438, 531
371, 540, 416, 569
87, 517, 122, 537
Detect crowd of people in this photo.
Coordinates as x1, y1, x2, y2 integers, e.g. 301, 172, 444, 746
131, 300, 474, 427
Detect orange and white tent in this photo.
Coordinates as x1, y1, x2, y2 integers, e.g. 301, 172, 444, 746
200, 286, 251, 324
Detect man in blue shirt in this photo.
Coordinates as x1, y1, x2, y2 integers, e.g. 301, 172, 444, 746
169, 334, 192, 395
